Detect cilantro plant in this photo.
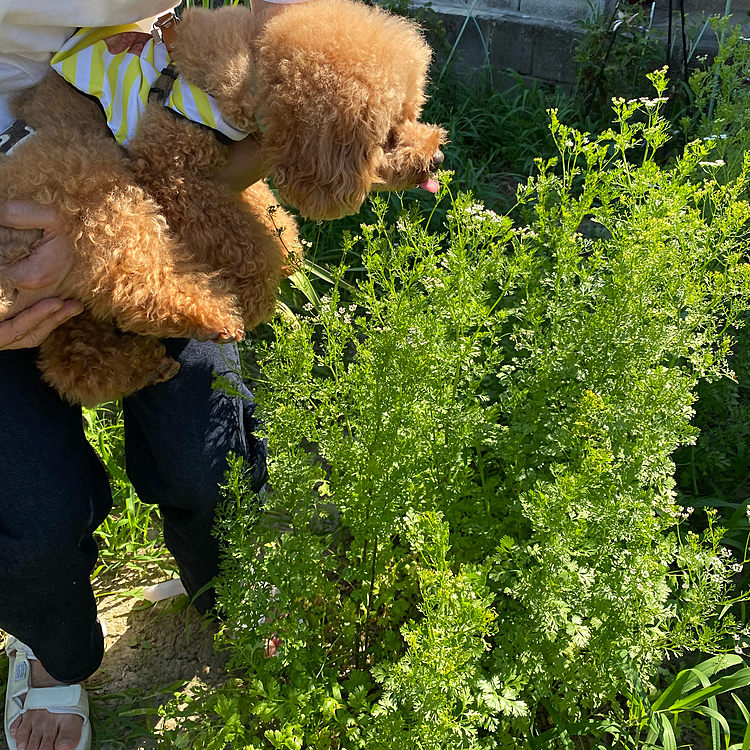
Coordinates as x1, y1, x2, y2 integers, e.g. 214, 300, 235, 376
687, 19, 750, 185
159, 70, 750, 749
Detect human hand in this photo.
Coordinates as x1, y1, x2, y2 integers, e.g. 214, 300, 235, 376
0, 298, 82, 351
0, 202, 83, 350
0, 202, 80, 310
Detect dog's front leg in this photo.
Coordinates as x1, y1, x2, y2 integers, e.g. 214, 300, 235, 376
105, 263, 246, 344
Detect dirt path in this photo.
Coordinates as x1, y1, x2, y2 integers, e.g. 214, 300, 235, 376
1, 574, 229, 750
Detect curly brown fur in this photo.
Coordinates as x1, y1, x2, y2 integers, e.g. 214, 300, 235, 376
173, 0, 448, 220
128, 106, 297, 331
0, 0, 444, 403
38, 311, 180, 408
0, 75, 250, 404
169, 6, 261, 134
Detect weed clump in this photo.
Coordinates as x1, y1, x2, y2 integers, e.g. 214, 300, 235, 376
157, 72, 750, 749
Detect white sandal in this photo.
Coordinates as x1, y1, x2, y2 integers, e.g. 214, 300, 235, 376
4, 637, 91, 750
141, 578, 187, 603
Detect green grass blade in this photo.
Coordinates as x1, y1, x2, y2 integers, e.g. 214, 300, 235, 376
667, 664, 750, 711
713, 669, 750, 693
733, 694, 750, 723
652, 669, 694, 711
711, 693, 722, 750
645, 723, 660, 746
731, 695, 750, 750
660, 713, 677, 750
304, 258, 356, 292
288, 269, 321, 309
693, 705, 730, 749
670, 684, 725, 710
682, 656, 746, 693
673, 668, 750, 711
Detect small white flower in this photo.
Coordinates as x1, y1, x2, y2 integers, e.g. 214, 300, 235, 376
699, 159, 726, 167
640, 97, 667, 108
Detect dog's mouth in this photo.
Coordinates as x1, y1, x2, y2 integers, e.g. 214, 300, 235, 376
418, 177, 440, 193
374, 147, 445, 193
416, 149, 444, 193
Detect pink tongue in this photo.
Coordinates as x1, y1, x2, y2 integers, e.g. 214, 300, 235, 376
418, 178, 439, 193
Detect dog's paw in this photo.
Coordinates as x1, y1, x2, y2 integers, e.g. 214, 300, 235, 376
214, 327, 246, 344
192, 327, 245, 344
147, 357, 181, 384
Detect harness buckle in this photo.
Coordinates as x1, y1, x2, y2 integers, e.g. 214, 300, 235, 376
148, 64, 179, 104
151, 12, 178, 55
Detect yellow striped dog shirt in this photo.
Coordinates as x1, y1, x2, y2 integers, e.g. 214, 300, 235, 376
51, 25, 249, 147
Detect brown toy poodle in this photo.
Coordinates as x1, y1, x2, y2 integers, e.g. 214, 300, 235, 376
0, 0, 446, 406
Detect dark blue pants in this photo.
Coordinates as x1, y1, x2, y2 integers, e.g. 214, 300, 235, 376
0, 339, 266, 683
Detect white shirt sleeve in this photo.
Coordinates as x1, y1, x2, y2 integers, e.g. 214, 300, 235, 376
0, 0, 178, 130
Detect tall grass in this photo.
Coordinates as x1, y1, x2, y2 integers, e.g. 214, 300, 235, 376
83, 407, 175, 587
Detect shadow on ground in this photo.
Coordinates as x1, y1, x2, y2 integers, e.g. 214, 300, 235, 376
1, 576, 230, 750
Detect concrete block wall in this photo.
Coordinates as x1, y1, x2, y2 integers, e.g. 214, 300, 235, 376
413, 0, 750, 87
413, 0, 608, 84
459, 0, 609, 20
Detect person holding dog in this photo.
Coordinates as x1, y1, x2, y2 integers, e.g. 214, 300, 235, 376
0, 1, 308, 748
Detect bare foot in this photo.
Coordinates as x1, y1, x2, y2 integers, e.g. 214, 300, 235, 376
9, 659, 84, 750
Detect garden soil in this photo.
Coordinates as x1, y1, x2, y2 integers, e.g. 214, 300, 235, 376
1, 569, 231, 750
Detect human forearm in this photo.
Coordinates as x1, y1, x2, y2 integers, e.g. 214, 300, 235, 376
216, 135, 272, 193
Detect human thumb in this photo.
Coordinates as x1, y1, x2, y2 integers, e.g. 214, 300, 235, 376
0, 201, 60, 231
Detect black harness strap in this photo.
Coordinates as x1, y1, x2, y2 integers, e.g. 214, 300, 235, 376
0, 120, 34, 157
148, 63, 179, 105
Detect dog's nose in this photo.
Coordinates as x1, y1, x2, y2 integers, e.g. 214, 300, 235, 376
431, 150, 444, 168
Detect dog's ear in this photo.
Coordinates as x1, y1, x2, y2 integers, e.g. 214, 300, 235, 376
256, 39, 389, 221
262, 80, 383, 220
170, 7, 260, 132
